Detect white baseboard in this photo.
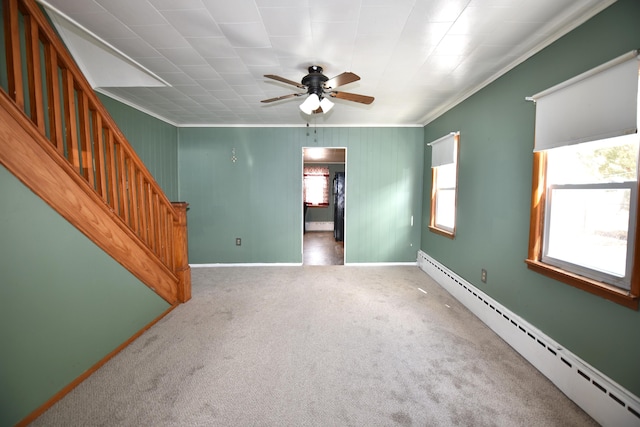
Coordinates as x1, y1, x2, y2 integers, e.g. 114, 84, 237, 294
305, 221, 334, 231
192, 262, 417, 267
191, 263, 302, 268
417, 251, 640, 427
345, 262, 417, 267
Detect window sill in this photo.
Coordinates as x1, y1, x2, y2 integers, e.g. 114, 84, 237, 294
428, 225, 455, 239
525, 259, 638, 310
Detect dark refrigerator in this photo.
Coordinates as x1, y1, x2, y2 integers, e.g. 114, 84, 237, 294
333, 172, 345, 241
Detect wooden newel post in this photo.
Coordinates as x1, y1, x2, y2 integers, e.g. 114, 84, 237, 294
172, 202, 191, 303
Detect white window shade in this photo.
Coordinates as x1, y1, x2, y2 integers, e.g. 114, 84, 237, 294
428, 132, 458, 167
531, 50, 639, 152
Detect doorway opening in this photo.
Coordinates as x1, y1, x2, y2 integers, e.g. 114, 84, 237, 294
302, 147, 346, 265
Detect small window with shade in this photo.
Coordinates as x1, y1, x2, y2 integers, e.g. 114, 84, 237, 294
428, 132, 460, 238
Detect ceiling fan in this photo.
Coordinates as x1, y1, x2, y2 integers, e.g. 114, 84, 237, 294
261, 65, 374, 114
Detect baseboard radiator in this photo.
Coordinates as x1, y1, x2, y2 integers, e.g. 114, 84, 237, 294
305, 221, 334, 231
417, 251, 640, 427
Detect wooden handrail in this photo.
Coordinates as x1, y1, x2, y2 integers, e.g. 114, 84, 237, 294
1, 0, 190, 304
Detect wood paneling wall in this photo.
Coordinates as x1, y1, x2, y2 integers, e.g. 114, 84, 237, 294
0, 0, 190, 305
178, 126, 424, 264
97, 94, 178, 201
420, 0, 640, 398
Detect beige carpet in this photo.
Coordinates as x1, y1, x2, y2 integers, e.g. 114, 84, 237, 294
31, 266, 596, 426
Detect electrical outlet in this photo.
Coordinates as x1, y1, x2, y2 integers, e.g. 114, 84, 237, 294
481, 268, 487, 283
236, 238, 241, 246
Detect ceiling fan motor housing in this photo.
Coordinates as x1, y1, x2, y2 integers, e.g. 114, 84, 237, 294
302, 66, 328, 97
261, 66, 373, 106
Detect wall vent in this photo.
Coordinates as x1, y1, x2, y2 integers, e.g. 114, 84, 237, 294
417, 251, 640, 427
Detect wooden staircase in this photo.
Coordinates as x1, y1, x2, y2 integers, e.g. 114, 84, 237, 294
0, 0, 190, 305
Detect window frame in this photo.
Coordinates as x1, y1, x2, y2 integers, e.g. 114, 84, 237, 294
429, 133, 459, 239
525, 150, 640, 310
303, 166, 330, 207
542, 181, 637, 289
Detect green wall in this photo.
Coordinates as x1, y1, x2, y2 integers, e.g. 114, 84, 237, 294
0, 13, 177, 426
421, 0, 640, 396
304, 163, 345, 223
0, 166, 170, 426
98, 94, 179, 201
178, 127, 423, 264
4, 0, 637, 421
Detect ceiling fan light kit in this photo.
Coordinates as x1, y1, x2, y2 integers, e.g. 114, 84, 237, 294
263, 65, 374, 117
299, 93, 320, 114
319, 97, 334, 113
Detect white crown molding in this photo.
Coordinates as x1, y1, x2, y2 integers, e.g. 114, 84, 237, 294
420, 0, 617, 126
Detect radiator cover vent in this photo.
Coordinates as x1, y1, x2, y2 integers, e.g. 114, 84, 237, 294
417, 251, 640, 427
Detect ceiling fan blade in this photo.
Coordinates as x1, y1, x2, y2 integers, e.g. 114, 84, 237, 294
312, 106, 323, 114
330, 91, 374, 105
261, 93, 304, 103
264, 74, 306, 89
323, 72, 360, 89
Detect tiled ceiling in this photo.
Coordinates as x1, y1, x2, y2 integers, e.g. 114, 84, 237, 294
40, 0, 614, 127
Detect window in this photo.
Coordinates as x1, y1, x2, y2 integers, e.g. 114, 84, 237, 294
526, 50, 639, 309
543, 136, 638, 288
303, 166, 329, 206
428, 132, 459, 238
